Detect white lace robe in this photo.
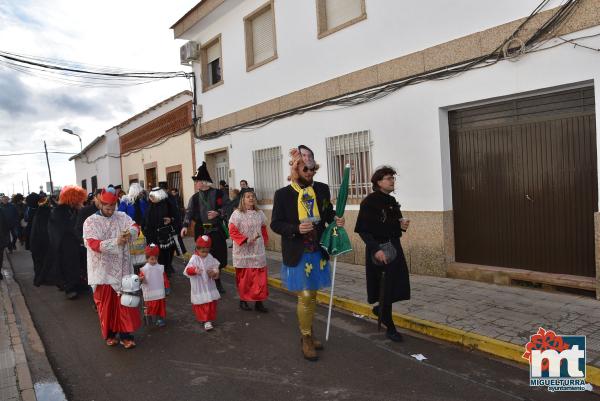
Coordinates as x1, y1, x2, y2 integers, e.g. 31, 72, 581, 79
183, 254, 221, 305
83, 211, 138, 292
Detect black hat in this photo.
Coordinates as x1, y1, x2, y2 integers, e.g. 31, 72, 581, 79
192, 162, 213, 182
158, 181, 168, 190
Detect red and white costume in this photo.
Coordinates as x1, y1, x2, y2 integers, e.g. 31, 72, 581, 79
140, 262, 170, 318
83, 202, 141, 340
184, 252, 221, 322
228, 209, 269, 301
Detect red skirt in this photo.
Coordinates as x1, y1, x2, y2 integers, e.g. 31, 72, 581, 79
144, 299, 166, 318
193, 301, 217, 322
235, 267, 268, 301
93, 285, 141, 339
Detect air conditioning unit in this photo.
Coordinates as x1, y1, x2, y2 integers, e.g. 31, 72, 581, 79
180, 41, 199, 65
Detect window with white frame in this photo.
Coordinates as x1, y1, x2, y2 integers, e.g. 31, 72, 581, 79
326, 130, 372, 200
244, 1, 277, 71
253, 146, 282, 201
201, 35, 223, 91
316, 0, 366, 38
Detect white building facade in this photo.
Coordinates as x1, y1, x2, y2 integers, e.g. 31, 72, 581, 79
173, 0, 600, 297
70, 130, 122, 192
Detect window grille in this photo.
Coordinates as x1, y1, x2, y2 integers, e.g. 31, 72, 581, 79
253, 146, 282, 201
326, 130, 372, 200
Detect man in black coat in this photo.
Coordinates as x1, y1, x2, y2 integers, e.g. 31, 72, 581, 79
355, 166, 411, 342
143, 187, 177, 275
270, 145, 344, 361
181, 162, 227, 294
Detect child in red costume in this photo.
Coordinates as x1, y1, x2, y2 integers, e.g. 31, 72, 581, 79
139, 243, 170, 327
183, 235, 221, 331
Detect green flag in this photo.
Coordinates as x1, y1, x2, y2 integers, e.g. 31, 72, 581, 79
320, 164, 353, 256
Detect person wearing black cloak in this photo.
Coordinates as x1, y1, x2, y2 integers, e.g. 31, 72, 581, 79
354, 166, 411, 342
45, 186, 88, 299
143, 187, 177, 276
181, 162, 227, 294
29, 193, 51, 286
24, 193, 41, 250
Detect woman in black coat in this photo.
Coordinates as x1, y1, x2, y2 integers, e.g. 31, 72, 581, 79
44, 186, 87, 298
143, 188, 176, 275
355, 166, 411, 342
29, 196, 51, 286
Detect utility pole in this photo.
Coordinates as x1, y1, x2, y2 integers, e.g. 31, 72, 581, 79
26, 172, 30, 194
44, 141, 54, 196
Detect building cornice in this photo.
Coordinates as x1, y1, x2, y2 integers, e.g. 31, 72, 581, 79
171, 0, 225, 39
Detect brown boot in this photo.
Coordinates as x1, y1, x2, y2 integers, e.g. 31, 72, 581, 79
311, 327, 324, 350
301, 335, 318, 361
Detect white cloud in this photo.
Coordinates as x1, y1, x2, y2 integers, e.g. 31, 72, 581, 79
0, 0, 197, 195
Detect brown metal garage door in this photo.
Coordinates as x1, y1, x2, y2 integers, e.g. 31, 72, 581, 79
449, 87, 597, 277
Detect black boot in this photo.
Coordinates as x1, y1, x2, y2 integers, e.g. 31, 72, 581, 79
239, 300, 252, 311
254, 301, 268, 313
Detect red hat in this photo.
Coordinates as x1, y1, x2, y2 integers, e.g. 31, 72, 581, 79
195, 235, 212, 248
145, 243, 160, 257
99, 187, 119, 205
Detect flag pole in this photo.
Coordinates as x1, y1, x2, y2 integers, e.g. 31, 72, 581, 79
325, 255, 338, 341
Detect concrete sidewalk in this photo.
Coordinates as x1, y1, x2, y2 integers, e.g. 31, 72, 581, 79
182, 236, 600, 386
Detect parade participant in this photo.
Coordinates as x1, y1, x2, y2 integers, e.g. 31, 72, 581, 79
83, 187, 141, 349
183, 235, 221, 331
46, 185, 87, 299
139, 243, 170, 327
29, 193, 50, 286
181, 162, 227, 294
118, 183, 148, 226
143, 187, 177, 275
354, 166, 411, 342
23, 192, 41, 250
271, 145, 345, 361
228, 190, 269, 312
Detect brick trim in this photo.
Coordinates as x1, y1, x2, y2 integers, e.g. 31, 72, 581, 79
120, 102, 192, 154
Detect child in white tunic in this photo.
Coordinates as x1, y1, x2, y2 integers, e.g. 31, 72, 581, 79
139, 244, 170, 327
183, 235, 221, 331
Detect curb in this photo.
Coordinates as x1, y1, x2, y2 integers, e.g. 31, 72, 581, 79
222, 265, 600, 387
4, 253, 68, 401
1, 267, 37, 401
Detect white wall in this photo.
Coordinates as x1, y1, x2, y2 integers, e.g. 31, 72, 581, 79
194, 28, 600, 211
181, 0, 565, 121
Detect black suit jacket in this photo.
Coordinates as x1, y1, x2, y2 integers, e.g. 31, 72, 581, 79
270, 181, 335, 266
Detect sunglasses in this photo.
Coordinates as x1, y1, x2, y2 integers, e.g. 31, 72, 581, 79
302, 166, 316, 173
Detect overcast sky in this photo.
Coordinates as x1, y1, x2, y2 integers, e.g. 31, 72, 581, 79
0, 0, 198, 195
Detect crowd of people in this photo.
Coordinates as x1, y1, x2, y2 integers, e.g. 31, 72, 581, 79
0, 146, 412, 361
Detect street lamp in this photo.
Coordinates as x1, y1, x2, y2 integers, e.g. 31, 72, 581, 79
62, 128, 82, 152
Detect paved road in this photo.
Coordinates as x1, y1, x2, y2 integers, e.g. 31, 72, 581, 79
9, 250, 599, 401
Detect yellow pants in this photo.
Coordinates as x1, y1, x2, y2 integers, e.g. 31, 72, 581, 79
296, 290, 317, 336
